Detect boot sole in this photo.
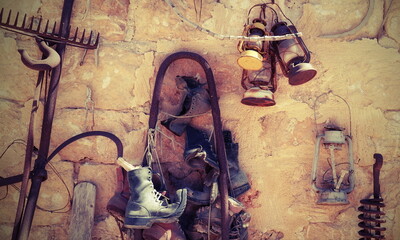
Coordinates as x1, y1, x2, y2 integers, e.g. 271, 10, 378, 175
123, 189, 188, 229
123, 215, 180, 229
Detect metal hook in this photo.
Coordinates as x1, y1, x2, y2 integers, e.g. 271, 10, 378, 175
17, 37, 61, 71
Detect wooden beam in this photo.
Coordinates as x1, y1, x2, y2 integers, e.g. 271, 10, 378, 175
68, 181, 96, 240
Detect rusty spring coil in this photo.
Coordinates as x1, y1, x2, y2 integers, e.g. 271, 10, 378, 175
358, 153, 386, 239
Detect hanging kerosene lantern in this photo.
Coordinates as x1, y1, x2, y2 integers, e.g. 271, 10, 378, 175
311, 124, 355, 205
240, 49, 277, 106
271, 21, 317, 85
237, 4, 278, 106
237, 18, 268, 71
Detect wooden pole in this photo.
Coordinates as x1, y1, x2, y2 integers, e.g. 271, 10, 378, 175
68, 182, 96, 240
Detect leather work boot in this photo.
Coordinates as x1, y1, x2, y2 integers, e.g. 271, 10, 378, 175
184, 127, 250, 202
186, 197, 250, 240
142, 222, 187, 240
124, 167, 188, 229
161, 76, 211, 136
107, 168, 165, 220
224, 130, 251, 197
184, 125, 219, 170
229, 211, 251, 240
184, 125, 220, 205
186, 169, 219, 205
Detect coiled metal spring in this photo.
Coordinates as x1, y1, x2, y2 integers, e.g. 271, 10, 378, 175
358, 153, 386, 240
358, 198, 386, 239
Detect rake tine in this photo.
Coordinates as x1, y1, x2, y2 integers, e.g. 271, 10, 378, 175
87, 30, 93, 45
0, 8, 4, 23
66, 24, 71, 38
0, 8, 100, 49
29, 16, 34, 30
6, 9, 11, 25
73, 27, 78, 41
22, 14, 27, 28
37, 17, 42, 31
44, 20, 49, 34
94, 33, 100, 46
80, 29, 86, 43
58, 21, 63, 37
52, 21, 57, 35
13, 12, 19, 26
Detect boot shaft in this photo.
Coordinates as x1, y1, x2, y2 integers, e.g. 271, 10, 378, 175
124, 167, 188, 229
223, 130, 251, 197
184, 125, 219, 170
161, 76, 211, 136
127, 167, 154, 202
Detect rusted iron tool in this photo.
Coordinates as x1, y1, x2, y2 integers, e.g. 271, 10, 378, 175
0, 8, 99, 49
358, 153, 386, 239
0, 1, 101, 240
17, 37, 61, 71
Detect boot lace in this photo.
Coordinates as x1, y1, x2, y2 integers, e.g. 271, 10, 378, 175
229, 211, 250, 239
152, 189, 170, 206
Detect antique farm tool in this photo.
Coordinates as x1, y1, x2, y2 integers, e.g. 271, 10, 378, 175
358, 153, 386, 239
0, 8, 99, 49
0, 1, 100, 239
18, 37, 61, 71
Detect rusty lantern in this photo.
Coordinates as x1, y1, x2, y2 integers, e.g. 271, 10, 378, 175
240, 49, 277, 106
237, 19, 268, 71
237, 7, 277, 107
271, 22, 317, 85
311, 125, 355, 205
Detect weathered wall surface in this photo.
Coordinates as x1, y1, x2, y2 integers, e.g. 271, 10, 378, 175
0, 0, 399, 239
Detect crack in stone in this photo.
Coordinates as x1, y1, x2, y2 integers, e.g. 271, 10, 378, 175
0, 97, 28, 107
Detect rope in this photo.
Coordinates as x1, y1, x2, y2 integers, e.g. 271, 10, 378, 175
144, 128, 167, 190
163, 0, 302, 41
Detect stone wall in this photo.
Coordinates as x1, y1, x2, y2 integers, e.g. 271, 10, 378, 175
0, 0, 399, 239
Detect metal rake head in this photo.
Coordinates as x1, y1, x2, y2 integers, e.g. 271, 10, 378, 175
0, 8, 99, 49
